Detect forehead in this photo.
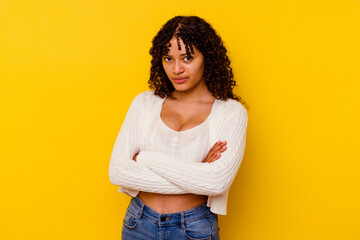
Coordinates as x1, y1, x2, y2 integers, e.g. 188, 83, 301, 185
165, 37, 196, 55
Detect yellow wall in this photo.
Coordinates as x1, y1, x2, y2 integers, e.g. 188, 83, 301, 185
1, 0, 359, 239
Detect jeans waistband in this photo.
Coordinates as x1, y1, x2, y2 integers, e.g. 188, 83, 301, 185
129, 196, 212, 226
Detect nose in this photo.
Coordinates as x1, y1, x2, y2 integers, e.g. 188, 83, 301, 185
173, 60, 184, 74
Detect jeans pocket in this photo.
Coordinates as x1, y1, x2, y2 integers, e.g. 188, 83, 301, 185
183, 213, 217, 240
123, 211, 138, 229
123, 202, 143, 229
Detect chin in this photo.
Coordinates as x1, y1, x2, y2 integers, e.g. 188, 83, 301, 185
173, 85, 191, 92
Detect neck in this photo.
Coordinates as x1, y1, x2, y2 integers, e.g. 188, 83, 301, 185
171, 82, 214, 103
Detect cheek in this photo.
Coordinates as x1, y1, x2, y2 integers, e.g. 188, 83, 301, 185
162, 64, 170, 76
194, 63, 205, 78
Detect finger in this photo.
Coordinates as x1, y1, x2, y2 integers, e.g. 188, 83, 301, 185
208, 154, 218, 163
207, 148, 221, 160
205, 151, 219, 163
212, 141, 225, 151
215, 141, 227, 153
210, 153, 221, 162
205, 141, 227, 163
211, 143, 226, 155
210, 140, 221, 150
210, 146, 227, 162
219, 145, 227, 153
207, 142, 222, 156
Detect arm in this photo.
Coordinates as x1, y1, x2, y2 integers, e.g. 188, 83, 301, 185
137, 105, 248, 196
108, 92, 188, 194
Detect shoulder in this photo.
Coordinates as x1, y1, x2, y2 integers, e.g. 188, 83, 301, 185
215, 98, 248, 121
210, 98, 248, 137
131, 90, 164, 111
134, 90, 163, 101
131, 90, 160, 104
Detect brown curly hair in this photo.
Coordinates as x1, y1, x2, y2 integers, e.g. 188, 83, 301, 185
148, 15, 243, 102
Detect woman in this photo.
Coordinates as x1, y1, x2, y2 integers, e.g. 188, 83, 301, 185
109, 16, 248, 240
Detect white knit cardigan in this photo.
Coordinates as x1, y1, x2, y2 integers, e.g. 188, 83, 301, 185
109, 91, 248, 215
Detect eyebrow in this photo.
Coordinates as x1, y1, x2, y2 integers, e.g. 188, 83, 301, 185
163, 53, 193, 57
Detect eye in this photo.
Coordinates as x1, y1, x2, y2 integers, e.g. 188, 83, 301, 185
163, 57, 172, 62
184, 56, 193, 61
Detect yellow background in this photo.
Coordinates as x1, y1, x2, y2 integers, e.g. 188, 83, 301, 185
1, 0, 359, 239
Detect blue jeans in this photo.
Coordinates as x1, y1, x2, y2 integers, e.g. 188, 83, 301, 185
122, 197, 220, 240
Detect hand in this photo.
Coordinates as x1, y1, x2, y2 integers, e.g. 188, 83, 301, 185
132, 153, 139, 161
202, 140, 227, 163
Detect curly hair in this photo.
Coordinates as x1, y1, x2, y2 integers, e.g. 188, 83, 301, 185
148, 16, 243, 103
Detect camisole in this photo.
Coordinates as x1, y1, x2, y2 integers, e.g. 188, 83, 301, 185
109, 91, 248, 215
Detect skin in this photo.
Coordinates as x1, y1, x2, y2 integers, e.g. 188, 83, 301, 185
134, 37, 228, 213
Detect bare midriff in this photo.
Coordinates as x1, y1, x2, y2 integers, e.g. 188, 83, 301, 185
138, 192, 208, 214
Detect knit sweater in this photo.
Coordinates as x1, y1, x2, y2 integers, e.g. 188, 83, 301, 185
109, 91, 248, 215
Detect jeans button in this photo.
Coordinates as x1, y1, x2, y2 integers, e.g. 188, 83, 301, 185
160, 216, 166, 222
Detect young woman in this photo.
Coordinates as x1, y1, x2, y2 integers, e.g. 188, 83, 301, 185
109, 16, 248, 240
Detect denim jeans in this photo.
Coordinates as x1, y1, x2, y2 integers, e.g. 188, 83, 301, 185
122, 197, 220, 240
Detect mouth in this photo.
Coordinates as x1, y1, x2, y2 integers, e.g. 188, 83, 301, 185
172, 77, 188, 84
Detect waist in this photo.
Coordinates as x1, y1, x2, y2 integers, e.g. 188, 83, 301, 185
138, 192, 207, 213
129, 196, 213, 225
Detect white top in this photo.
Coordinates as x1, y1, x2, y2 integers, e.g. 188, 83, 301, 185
109, 91, 248, 215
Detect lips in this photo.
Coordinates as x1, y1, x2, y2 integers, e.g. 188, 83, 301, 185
172, 77, 188, 84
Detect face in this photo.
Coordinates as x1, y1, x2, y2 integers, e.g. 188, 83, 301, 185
162, 37, 205, 93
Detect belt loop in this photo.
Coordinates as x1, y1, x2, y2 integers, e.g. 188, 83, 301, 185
158, 214, 162, 229
137, 198, 144, 220
181, 212, 185, 230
